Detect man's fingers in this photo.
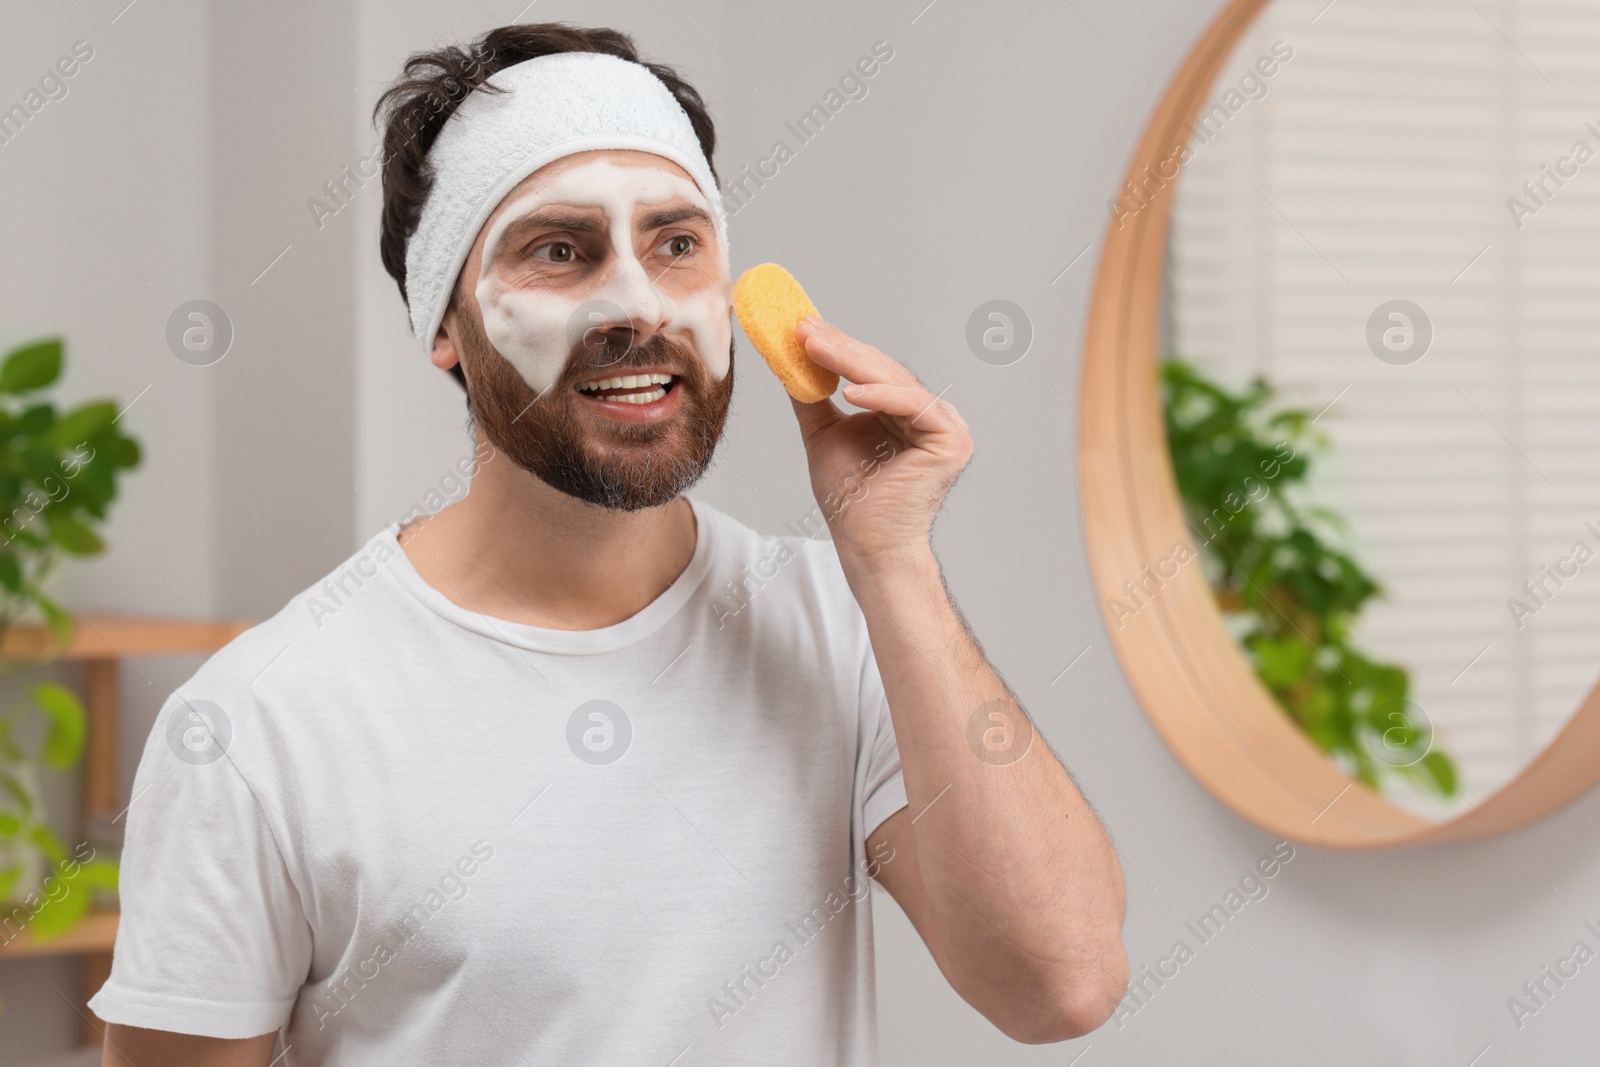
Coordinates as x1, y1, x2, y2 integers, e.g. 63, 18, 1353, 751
840, 382, 962, 433
796, 317, 921, 389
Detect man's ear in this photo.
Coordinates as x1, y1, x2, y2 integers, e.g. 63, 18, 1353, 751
432, 307, 462, 372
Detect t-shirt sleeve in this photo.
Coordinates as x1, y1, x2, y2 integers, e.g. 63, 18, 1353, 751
88, 694, 311, 1039
858, 633, 908, 841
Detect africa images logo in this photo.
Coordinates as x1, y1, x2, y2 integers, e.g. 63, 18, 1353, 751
164, 699, 231, 766
566, 700, 632, 765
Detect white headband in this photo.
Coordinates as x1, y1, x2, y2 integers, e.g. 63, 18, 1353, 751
403, 50, 729, 354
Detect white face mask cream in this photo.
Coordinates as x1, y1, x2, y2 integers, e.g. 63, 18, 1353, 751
472, 158, 733, 399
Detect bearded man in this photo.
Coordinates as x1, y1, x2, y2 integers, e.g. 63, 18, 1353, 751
90, 23, 1127, 1066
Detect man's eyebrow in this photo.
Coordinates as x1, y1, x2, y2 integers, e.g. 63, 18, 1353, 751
499, 210, 605, 241
639, 204, 715, 231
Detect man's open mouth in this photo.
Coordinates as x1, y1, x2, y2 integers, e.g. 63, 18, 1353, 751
574, 372, 679, 405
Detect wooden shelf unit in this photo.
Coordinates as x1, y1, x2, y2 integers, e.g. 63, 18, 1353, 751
0, 908, 119, 959
0, 614, 252, 1044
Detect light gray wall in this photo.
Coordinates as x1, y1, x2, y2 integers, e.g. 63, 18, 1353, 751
208, 0, 358, 620
6, 0, 1600, 1062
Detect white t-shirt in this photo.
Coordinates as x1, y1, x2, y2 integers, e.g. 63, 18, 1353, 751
89, 497, 907, 1065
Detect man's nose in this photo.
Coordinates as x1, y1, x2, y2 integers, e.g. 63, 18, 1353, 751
603, 252, 673, 342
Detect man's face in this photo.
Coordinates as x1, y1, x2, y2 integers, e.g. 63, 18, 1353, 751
435, 149, 735, 512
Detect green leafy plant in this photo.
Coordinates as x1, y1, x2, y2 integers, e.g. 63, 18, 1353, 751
0, 337, 140, 937
1161, 356, 1457, 797
0, 682, 120, 938
0, 338, 142, 645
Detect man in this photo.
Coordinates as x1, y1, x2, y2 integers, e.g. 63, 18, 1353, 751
90, 23, 1126, 1065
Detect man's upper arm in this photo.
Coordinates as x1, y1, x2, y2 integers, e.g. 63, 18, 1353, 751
89, 692, 311, 1037
102, 1024, 278, 1067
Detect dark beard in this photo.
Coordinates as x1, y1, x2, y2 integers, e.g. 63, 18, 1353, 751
455, 302, 734, 512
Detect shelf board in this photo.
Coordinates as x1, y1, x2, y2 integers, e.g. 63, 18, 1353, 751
0, 907, 116, 958
1, 614, 253, 662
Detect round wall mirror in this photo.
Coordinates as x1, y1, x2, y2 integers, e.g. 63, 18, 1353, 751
1080, 0, 1600, 846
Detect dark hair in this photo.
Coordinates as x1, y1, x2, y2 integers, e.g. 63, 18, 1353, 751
372, 23, 721, 392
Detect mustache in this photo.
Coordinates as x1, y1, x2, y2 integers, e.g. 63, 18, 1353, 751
563, 331, 701, 379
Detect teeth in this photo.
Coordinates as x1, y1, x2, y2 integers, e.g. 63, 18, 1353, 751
576, 372, 674, 393
614, 387, 667, 404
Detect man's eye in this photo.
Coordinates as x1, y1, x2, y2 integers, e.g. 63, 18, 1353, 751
525, 241, 576, 263
659, 234, 697, 259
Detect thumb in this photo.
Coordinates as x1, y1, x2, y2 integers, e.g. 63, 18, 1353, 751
789, 392, 843, 442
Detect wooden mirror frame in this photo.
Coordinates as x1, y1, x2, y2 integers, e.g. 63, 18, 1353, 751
1078, 0, 1600, 847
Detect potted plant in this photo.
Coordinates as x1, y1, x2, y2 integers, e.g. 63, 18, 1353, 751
0, 337, 140, 940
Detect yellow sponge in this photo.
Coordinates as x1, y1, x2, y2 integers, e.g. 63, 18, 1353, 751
732, 263, 839, 404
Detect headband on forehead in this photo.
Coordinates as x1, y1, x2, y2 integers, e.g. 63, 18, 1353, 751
403, 50, 729, 355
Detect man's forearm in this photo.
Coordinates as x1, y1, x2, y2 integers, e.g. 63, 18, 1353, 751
844, 546, 1128, 1028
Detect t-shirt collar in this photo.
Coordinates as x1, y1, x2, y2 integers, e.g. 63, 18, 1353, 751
378, 496, 717, 655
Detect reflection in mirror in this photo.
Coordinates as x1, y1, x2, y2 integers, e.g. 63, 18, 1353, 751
1162, 0, 1600, 816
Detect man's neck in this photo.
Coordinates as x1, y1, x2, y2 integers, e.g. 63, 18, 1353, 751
396, 432, 699, 631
